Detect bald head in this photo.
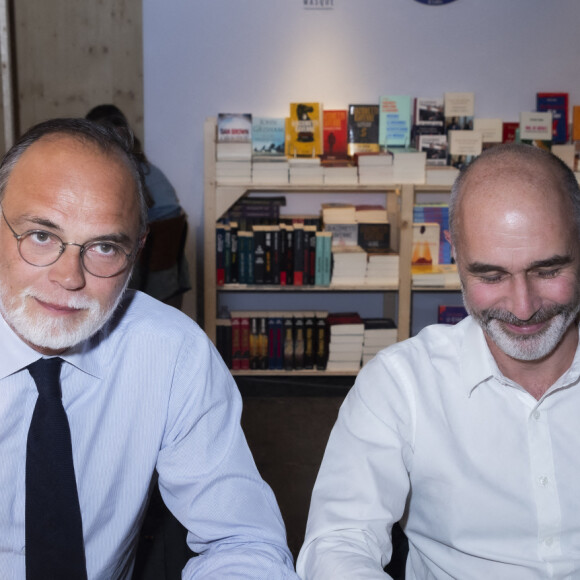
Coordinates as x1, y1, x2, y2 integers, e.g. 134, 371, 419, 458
449, 144, 580, 253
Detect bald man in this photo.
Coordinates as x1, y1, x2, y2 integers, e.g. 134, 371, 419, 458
297, 144, 580, 579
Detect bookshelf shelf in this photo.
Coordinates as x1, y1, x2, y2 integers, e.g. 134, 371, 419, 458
231, 369, 362, 377
203, 116, 452, 374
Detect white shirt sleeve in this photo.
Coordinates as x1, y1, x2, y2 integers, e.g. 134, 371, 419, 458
297, 355, 414, 579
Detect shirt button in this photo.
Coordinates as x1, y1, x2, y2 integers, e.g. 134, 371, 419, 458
533, 411, 541, 420
544, 537, 554, 547
538, 476, 549, 487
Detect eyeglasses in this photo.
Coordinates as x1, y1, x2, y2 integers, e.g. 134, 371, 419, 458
1, 206, 136, 278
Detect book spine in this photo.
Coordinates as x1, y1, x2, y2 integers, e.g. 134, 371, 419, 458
239, 317, 250, 370
253, 227, 266, 284
283, 317, 294, 370
264, 227, 274, 284
272, 227, 281, 285
293, 316, 305, 370
304, 314, 315, 369
224, 226, 232, 284
293, 226, 304, 286
231, 317, 241, 370
229, 223, 238, 284
216, 224, 226, 286
308, 229, 317, 285
237, 232, 247, 285
323, 234, 332, 286
258, 317, 268, 369
315, 314, 328, 370
249, 316, 260, 369
315, 233, 325, 286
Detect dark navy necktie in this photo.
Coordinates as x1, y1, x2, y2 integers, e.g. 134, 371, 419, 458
25, 357, 87, 579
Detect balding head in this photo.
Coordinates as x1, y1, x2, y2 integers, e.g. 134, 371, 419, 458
449, 143, 580, 255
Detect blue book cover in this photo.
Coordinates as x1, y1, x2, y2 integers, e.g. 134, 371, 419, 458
379, 95, 412, 149
252, 117, 286, 157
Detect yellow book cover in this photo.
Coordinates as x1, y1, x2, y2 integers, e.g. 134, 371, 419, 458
288, 102, 323, 157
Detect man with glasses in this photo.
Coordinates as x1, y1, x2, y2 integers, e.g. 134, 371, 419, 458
0, 119, 297, 579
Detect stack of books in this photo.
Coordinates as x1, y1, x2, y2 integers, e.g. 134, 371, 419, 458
252, 159, 289, 185
364, 253, 399, 286
216, 160, 252, 184
393, 151, 427, 184
323, 165, 358, 185
412, 263, 460, 288
326, 312, 365, 372
330, 246, 367, 286
322, 203, 358, 248
356, 152, 394, 184
362, 318, 398, 365
288, 157, 324, 184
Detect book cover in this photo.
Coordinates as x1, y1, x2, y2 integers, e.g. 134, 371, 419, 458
293, 225, 305, 286
414, 97, 445, 128
304, 314, 315, 369
444, 92, 475, 133
473, 118, 503, 144
347, 104, 380, 156
412, 223, 440, 266
323, 109, 348, 155
438, 305, 468, 325
502, 121, 519, 143
379, 95, 412, 149
315, 313, 329, 370
293, 316, 305, 370
418, 134, 448, 166
252, 117, 286, 157
252, 225, 267, 284
305, 225, 317, 285
231, 316, 242, 370
537, 92, 569, 144
217, 113, 252, 143
288, 102, 323, 157
228, 221, 238, 284
519, 111, 552, 150
216, 223, 228, 286
258, 317, 268, 369
448, 130, 483, 170
249, 316, 260, 369
216, 318, 232, 369
280, 223, 294, 285
239, 316, 250, 370
357, 222, 391, 253
573, 106, 580, 142
267, 315, 284, 370
283, 317, 294, 370
315, 231, 332, 286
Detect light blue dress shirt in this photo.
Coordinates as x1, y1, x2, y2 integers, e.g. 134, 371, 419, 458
0, 290, 297, 579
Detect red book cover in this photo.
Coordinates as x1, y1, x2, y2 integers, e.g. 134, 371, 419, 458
323, 109, 348, 155
502, 122, 519, 143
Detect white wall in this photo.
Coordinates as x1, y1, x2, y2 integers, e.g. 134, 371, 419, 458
143, 0, 580, 320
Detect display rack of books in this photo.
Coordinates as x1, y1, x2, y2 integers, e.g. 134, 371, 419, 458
204, 116, 415, 375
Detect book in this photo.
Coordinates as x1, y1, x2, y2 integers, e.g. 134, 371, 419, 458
412, 263, 460, 288
216, 318, 232, 369
228, 222, 238, 284
315, 231, 332, 286
519, 111, 552, 149
414, 97, 445, 128
379, 95, 412, 149
280, 223, 294, 285
303, 225, 317, 286
537, 92, 569, 144
283, 317, 294, 370
217, 113, 252, 142
357, 222, 391, 253
425, 166, 459, 186
473, 118, 503, 144
315, 313, 329, 370
330, 245, 367, 286
502, 122, 519, 143
573, 106, 580, 143
438, 305, 468, 325
444, 92, 475, 133
418, 134, 448, 166
321, 202, 357, 224
293, 315, 305, 370
355, 204, 388, 223
323, 165, 358, 185
237, 230, 253, 284
293, 225, 305, 286
252, 225, 267, 284
448, 130, 483, 170
304, 314, 315, 369
412, 223, 440, 266
216, 223, 228, 286
364, 252, 399, 287
392, 151, 426, 184
252, 117, 286, 158
258, 317, 268, 369
249, 316, 260, 369
323, 109, 348, 155
413, 203, 452, 264
323, 223, 358, 248
288, 102, 323, 157
347, 104, 380, 156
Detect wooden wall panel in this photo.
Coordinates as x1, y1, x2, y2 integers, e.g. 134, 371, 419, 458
11, 0, 143, 145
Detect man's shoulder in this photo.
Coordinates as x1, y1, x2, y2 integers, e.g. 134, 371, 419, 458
110, 289, 202, 341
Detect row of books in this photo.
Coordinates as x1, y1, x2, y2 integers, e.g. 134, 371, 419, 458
216, 91, 580, 176
216, 311, 398, 372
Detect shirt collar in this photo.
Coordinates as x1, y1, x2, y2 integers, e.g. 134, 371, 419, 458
459, 316, 499, 397
460, 317, 580, 397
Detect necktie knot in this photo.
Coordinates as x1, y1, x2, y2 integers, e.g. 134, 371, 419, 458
28, 357, 64, 399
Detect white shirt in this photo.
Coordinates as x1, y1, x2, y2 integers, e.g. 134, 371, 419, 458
297, 316, 580, 579
0, 290, 297, 579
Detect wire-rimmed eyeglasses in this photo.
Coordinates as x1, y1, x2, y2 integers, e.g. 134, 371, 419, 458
1, 206, 135, 278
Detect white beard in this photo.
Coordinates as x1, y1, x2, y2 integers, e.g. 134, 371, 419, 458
465, 299, 580, 361
0, 280, 128, 351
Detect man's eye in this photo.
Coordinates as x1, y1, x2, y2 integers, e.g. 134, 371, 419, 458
479, 274, 503, 284
88, 242, 122, 257
537, 269, 560, 279
30, 231, 54, 244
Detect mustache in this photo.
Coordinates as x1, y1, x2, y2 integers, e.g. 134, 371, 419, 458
479, 305, 572, 327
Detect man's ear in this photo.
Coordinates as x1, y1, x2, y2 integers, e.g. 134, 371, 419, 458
444, 230, 456, 262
